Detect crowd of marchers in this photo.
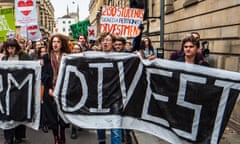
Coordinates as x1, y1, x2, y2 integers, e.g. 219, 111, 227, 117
0, 24, 209, 144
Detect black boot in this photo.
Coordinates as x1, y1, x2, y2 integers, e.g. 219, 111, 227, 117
71, 127, 77, 139
42, 125, 48, 133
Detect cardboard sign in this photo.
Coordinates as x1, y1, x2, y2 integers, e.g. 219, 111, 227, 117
70, 20, 90, 40
100, 6, 144, 37
0, 8, 16, 41
15, 0, 38, 26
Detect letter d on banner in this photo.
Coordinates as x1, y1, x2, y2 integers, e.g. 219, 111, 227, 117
61, 65, 88, 112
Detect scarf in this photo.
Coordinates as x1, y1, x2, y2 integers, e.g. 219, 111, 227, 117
50, 51, 62, 88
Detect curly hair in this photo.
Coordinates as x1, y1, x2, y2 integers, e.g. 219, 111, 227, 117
48, 34, 70, 54
181, 35, 200, 50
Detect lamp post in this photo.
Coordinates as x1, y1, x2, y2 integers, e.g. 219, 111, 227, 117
160, 0, 165, 58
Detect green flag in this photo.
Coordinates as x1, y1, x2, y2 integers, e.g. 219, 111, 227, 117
0, 8, 16, 42
70, 20, 90, 40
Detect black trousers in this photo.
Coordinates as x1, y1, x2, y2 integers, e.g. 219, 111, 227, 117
4, 125, 26, 142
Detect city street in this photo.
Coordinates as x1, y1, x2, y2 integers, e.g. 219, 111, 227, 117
0, 125, 239, 144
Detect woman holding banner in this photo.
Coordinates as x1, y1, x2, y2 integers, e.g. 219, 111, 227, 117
2, 38, 32, 144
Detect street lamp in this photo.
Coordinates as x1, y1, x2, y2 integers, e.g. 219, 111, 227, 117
160, 0, 165, 58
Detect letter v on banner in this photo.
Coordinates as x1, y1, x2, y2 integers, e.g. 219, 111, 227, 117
117, 61, 144, 109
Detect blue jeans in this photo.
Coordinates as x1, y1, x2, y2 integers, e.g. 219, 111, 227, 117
97, 129, 122, 144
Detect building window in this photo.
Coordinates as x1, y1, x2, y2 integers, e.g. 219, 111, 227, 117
68, 21, 71, 24
63, 28, 66, 32
63, 21, 66, 24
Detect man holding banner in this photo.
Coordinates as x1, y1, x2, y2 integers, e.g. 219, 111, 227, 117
96, 32, 122, 144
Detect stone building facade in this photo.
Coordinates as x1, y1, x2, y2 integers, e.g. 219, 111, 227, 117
164, 0, 240, 72
0, 0, 14, 8
36, 0, 54, 38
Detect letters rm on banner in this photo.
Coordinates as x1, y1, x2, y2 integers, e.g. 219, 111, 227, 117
100, 6, 144, 37
54, 52, 240, 144
0, 61, 41, 130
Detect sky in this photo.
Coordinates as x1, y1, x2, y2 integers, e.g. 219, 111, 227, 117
50, 0, 90, 20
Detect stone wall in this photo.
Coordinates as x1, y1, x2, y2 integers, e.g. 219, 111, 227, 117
163, 0, 240, 72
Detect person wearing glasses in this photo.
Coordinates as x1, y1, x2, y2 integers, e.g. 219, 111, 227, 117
175, 35, 209, 66
96, 32, 122, 144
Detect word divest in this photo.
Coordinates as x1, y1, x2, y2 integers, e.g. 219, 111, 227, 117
0, 52, 239, 144
54, 52, 240, 144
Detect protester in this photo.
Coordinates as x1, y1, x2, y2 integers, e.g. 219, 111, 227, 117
36, 44, 49, 133
18, 38, 26, 51
69, 43, 82, 139
97, 32, 122, 144
175, 35, 209, 66
42, 34, 70, 144
91, 44, 102, 51
0, 42, 5, 60
113, 37, 133, 144
170, 32, 207, 61
2, 38, 32, 144
78, 34, 90, 51
140, 37, 157, 60
25, 39, 36, 59
114, 36, 126, 52
124, 41, 132, 52
71, 43, 82, 54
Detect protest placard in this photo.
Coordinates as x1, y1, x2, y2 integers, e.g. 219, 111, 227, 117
100, 6, 144, 37
70, 20, 90, 40
15, 0, 38, 26
0, 8, 16, 41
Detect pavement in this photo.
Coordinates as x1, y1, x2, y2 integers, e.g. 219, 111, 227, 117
134, 126, 240, 144
0, 126, 239, 144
